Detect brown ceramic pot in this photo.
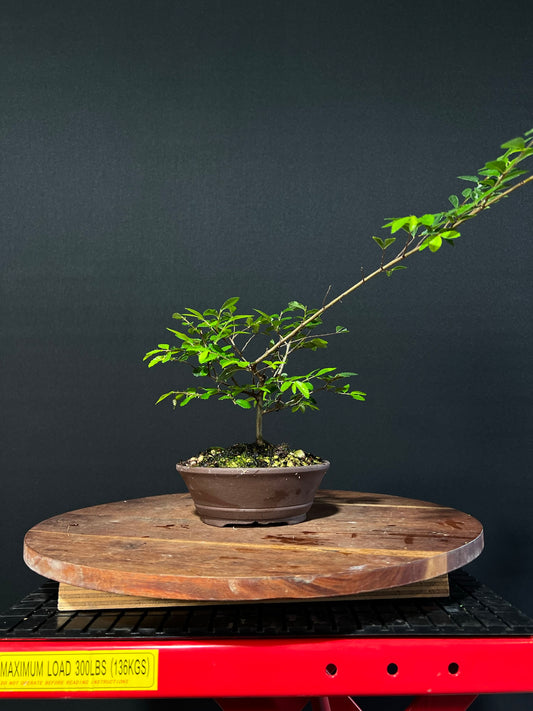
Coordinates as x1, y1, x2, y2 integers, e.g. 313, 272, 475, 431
176, 460, 330, 527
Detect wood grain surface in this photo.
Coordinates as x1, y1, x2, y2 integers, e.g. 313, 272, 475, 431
57, 575, 450, 610
24, 490, 484, 601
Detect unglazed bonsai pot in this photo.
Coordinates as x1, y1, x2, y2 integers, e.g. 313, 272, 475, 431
176, 461, 330, 526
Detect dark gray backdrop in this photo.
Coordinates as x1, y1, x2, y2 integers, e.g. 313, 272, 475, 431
1, 2, 532, 710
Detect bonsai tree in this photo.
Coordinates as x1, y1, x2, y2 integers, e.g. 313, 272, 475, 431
145, 130, 533, 463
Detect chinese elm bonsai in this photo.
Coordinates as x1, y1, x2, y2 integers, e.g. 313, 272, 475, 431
145, 131, 533, 524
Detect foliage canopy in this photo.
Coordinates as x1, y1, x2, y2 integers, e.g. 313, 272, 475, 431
146, 130, 533, 445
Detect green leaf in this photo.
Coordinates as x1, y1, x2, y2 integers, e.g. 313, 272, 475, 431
418, 214, 436, 227
390, 216, 411, 233
373, 235, 396, 249
336, 371, 357, 378
302, 338, 328, 349
499, 169, 528, 185
448, 195, 459, 209
441, 230, 460, 240
155, 392, 175, 404
428, 235, 443, 252
148, 356, 163, 367
484, 160, 506, 174
293, 381, 311, 398
461, 188, 472, 199
180, 394, 196, 406
235, 398, 252, 409
408, 215, 418, 232
335, 326, 349, 333
220, 297, 240, 312
143, 349, 162, 360
157, 343, 169, 349
254, 309, 276, 326
219, 357, 240, 368
167, 329, 191, 341
501, 137, 526, 151
386, 265, 407, 277
457, 202, 477, 215
184, 307, 204, 319
457, 175, 480, 183
316, 367, 336, 377
287, 300, 305, 310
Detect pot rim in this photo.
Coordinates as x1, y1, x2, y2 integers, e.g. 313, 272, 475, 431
176, 460, 330, 476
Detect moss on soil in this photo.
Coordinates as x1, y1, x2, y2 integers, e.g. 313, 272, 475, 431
180, 442, 323, 468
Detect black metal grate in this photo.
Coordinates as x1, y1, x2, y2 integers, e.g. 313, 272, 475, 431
1, 571, 532, 640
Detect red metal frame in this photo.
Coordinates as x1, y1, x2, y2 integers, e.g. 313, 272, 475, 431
214, 699, 477, 711
1, 636, 532, 707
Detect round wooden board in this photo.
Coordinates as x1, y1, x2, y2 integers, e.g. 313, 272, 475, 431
23, 490, 484, 601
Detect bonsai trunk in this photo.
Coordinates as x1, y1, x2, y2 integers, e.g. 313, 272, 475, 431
255, 399, 265, 446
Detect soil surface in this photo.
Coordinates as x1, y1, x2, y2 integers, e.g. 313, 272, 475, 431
180, 442, 323, 468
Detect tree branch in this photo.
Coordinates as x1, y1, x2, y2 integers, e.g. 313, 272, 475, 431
251, 173, 533, 367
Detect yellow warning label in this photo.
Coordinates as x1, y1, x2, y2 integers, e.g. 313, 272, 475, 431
0, 650, 158, 693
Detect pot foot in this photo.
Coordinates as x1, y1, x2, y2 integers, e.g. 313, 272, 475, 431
200, 513, 307, 527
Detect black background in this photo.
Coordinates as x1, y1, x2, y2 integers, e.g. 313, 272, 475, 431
1, 1, 533, 710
